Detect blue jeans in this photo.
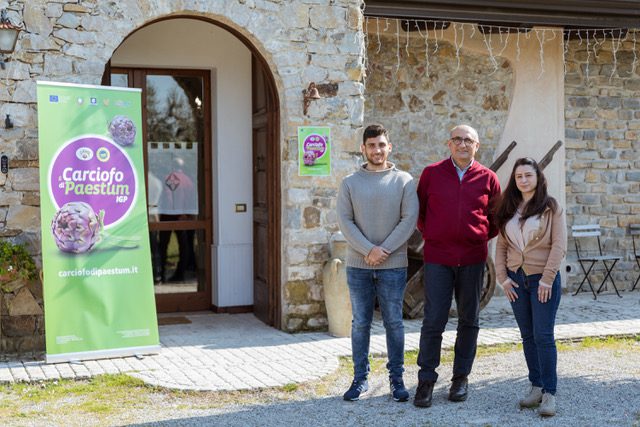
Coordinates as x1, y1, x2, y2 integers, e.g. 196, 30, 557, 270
417, 262, 485, 383
508, 268, 561, 395
346, 266, 407, 381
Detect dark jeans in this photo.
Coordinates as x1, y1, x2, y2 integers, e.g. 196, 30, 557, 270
346, 267, 407, 381
417, 262, 485, 383
508, 268, 561, 395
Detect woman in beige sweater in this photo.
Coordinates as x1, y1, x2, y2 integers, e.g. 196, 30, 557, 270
494, 157, 567, 418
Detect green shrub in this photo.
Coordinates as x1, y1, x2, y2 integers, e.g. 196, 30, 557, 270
0, 240, 38, 284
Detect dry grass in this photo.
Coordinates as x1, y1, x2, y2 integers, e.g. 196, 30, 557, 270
0, 335, 637, 425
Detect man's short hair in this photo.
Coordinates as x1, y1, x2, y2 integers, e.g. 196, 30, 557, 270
362, 124, 388, 144
450, 124, 479, 142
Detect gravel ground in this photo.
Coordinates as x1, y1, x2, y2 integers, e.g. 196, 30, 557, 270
119, 345, 640, 427
5, 344, 639, 426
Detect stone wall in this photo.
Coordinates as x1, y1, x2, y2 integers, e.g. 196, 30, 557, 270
564, 30, 640, 291
1, 275, 44, 357
364, 31, 513, 179
0, 0, 367, 333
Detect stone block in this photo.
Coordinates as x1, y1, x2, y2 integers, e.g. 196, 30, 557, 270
597, 97, 621, 109
287, 265, 318, 281
9, 168, 39, 192
576, 194, 600, 205
43, 55, 73, 76
286, 280, 311, 304
6, 287, 42, 316
46, 3, 63, 18
21, 192, 40, 207
303, 206, 321, 229
53, 28, 97, 45
309, 283, 324, 302
287, 246, 309, 265
1, 315, 37, 337
24, 3, 54, 36
0, 104, 34, 128
565, 128, 584, 140
595, 109, 618, 120
285, 206, 302, 229
568, 96, 592, 107
63, 4, 90, 13
591, 160, 609, 169
289, 303, 321, 316
306, 316, 327, 328
286, 317, 304, 331
12, 80, 36, 103
21, 31, 62, 51
57, 12, 80, 28
627, 172, 640, 182
575, 119, 599, 129
584, 170, 599, 183
6, 205, 40, 233
0, 191, 22, 207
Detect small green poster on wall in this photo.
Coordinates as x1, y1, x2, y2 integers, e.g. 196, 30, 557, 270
298, 126, 331, 176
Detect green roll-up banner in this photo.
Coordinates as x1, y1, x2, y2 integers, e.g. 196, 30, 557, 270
37, 81, 159, 363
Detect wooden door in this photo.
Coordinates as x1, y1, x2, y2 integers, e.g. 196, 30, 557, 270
252, 57, 280, 326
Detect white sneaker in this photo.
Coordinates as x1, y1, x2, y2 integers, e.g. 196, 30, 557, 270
519, 385, 543, 408
538, 393, 556, 417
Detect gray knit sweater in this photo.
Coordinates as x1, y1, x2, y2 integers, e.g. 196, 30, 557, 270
337, 162, 419, 269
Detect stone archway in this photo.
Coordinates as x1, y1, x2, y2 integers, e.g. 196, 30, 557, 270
101, 13, 282, 326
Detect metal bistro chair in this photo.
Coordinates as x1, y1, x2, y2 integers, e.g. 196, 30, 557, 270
571, 224, 622, 299
630, 224, 640, 292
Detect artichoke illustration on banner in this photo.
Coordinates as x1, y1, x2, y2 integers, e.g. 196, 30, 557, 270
48, 132, 140, 254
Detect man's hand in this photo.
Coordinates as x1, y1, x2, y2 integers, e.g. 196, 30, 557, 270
365, 246, 390, 266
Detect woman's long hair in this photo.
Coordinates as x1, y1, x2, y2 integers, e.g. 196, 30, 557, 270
494, 157, 557, 233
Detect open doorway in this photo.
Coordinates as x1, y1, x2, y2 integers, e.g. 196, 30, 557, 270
104, 17, 281, 326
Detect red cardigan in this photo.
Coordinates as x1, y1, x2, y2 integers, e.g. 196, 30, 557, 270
417, 158, 501, 266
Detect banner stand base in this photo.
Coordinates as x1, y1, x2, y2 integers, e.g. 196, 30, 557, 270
46, 345, 160, 364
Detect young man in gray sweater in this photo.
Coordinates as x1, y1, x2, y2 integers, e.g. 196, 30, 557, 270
337, 124, 419, 402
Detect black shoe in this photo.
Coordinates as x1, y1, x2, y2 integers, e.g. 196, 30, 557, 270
343, 379, 368, 401
413, 379, 434, 407
448, 376, 468, 402
390, 378, 409, 402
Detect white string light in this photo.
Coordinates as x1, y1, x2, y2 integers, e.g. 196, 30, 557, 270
585, 31, 591, 80
423, 21, 430, 77
563, 30, 571, 77
480, 26, 499, 74
376, 17, 381, 54
536, 29, 546, 79
361, 18, 639, 84
633, 31, 638, 75
454, 22, 465, 72
405, 20, 410, 58
432, 22, 440, 55
395, 19, 400, 73
497, 28, 510, 57
610, 29, 623, 81
363, 17, 370, 83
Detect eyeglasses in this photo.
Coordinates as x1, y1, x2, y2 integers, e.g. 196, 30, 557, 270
449, 136, 477, 146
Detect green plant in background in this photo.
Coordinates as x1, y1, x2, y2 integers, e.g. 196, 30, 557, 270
0, 240, 38, 288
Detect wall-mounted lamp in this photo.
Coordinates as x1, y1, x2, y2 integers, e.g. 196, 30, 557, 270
302, 82, 321, 116
5, 114, 13, 129
0, 9, 20, 70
